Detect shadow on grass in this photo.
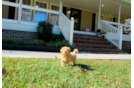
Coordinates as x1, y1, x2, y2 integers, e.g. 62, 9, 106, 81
73, 64, 95, 71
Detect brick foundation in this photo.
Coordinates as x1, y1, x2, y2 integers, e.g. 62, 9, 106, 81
2, 29, 37, 39
122, 41, 131, 53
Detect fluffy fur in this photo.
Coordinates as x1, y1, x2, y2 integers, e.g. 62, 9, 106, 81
60, 46, 78, 66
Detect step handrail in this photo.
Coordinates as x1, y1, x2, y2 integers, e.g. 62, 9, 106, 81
99, 20, 119, 31
99, 19, 122, 49
58, 12, 74, 45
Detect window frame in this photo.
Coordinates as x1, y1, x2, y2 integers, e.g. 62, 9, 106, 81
33, 0, 49, 22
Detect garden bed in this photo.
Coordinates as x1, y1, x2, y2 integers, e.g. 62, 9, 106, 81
2, 38, 76, 52
2, 43, 61, 52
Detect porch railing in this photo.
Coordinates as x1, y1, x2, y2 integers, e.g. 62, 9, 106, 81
59, 12, 74, 45
103, 20, 131, 35
99, 20, 122, 49
98, 19, 131, 50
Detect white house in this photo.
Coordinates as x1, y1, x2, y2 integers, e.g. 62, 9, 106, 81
2, 0, 131, 53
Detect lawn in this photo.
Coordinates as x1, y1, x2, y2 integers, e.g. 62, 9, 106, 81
124, 0, 134, 3
2, 57, 131, 88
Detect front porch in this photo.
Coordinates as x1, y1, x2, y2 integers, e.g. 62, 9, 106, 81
2, 0, 131, 51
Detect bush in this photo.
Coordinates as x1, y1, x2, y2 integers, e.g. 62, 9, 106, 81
26, 40, 46, 46
36, 21, 53, 42
2, 38, 14, 44
2, 38, 76, 48
50, 34, 64, 42
97, 29, 101, 33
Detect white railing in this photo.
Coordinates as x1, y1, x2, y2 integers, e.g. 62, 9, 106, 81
2, 1, 59, 23
103, 20, 131, 35
59, 12, 74, 45
99, 20, 122, 49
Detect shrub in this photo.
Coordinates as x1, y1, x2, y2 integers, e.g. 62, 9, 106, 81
50, 34, 64, 42
13, 39, 25, 45
36, 21, 53, 42
97, 29, 101, 33
2, 38, 76, 48
27, 40, 46, 46
2, 38, 14, 44
69, 42, 76, 49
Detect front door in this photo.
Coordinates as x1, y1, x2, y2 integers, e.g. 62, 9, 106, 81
8, 0, 16, 19
63, 7, 67, 15
70, 8, 81, 31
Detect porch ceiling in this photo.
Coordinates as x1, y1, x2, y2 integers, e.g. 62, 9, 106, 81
44, 0, 131, 19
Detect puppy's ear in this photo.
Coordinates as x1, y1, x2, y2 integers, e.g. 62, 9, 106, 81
68, 47, 71, 52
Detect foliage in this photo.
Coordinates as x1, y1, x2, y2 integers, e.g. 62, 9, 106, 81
97, 29, 101, 33
36, 21, 53, 42
50, 34, 64, 42
2, 57, 131, 88
2, 38, 76, 48
2, 38, 14, 44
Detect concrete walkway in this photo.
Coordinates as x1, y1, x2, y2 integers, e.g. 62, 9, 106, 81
2, 50, 131, 59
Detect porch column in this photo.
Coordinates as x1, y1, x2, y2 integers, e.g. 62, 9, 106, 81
69, 17, 74, 45
118, 5, 122, 50
58, 0, 62, 33
59, 0, 62, 12
118, 5, 121, 29
97, 0, 102, 29
18, 0, 22, 23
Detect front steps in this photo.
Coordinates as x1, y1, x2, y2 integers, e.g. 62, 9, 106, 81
73, 33, 121, 54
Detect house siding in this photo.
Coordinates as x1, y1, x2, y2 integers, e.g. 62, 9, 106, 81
80, 10, 93, 32
2, 5, 9, 19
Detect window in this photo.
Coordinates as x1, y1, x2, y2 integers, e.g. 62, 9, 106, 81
34, 1, 48, 23
96, 15, 104, 20
22, 9, 31, 21
23, 0, 31, 5
51, 5, 59, 11
106, 17, 113, 21
18, 0, 31, 5
34, 11, 47, 23
50, 5, 59, 16
36, 2, 47, 8
49, 5, 59, 25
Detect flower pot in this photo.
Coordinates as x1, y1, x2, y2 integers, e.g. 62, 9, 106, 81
97, 32, 101, 37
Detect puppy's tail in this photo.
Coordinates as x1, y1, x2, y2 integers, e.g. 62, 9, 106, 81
73, 49, 79, 54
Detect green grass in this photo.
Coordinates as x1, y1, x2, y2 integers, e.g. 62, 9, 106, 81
123, 0, 131, 3
2, 57, 131, 88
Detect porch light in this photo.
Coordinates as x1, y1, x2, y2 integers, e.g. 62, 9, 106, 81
68, 9, 71, 13
102, 4, 104, 7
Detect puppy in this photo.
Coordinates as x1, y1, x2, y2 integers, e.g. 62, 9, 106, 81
60, 46, 78, 66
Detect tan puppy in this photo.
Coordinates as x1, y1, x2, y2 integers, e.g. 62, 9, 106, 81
60, 46, 78, 66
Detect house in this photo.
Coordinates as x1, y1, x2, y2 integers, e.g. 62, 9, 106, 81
2, 0, 131, 53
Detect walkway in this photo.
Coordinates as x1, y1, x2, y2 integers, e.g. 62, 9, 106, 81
2, 50, 131, 59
